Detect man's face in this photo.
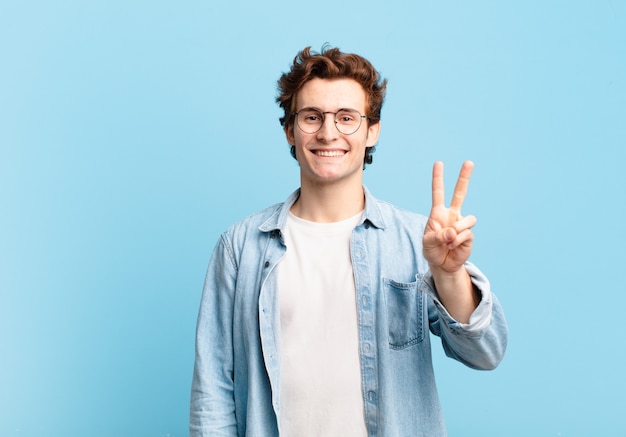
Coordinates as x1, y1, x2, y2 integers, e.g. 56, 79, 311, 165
286, 78, 380, 188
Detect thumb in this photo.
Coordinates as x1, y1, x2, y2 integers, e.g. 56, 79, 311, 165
441, 227, 457, 244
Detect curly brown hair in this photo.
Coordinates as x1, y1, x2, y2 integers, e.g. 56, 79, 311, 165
276, 45, 387, 167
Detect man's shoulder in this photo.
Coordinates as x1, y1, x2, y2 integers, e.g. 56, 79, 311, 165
375, 198, 426, 217
225, 201, 284, 235
366, 192, 428, 228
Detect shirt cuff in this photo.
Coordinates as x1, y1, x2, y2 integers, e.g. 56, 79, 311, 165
420, 262, 493, 334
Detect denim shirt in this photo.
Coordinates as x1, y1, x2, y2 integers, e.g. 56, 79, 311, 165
190, 187, 508, 437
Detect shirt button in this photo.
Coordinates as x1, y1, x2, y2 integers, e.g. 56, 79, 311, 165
264, 261, 270, 268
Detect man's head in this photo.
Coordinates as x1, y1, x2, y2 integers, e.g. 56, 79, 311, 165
277, 46, 387, 167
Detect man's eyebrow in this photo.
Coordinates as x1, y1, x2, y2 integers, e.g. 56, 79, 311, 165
297, 107, 359, 112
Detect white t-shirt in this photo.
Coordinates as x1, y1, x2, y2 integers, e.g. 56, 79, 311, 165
277, 211, 367, 437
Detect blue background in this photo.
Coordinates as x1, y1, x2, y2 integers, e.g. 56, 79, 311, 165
1, 1, 624, 436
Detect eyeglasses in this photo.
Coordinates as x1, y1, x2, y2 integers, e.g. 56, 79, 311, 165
293, 108, 368, 135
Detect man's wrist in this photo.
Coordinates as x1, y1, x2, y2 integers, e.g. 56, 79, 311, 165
428, 266, 479, 322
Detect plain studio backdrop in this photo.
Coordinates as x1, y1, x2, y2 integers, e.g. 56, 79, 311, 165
1, 1, 624, 436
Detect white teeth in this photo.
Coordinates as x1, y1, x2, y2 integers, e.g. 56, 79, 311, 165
316, 150, 345, 157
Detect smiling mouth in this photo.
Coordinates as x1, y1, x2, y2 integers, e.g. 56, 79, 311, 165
315, 150, 346, 157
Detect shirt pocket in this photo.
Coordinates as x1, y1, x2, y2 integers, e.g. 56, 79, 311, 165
383, 276, 426, 350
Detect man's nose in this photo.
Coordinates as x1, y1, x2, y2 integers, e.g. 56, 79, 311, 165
317, 114, 339, 141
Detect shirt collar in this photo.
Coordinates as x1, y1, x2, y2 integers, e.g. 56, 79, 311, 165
258, 186, 387, 233
362, 186, 387, 230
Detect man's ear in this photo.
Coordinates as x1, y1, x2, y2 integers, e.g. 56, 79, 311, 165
285, 124, 295, 145
366, 121, 381, 147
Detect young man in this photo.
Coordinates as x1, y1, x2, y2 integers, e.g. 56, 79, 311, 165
190, 46, 508, 437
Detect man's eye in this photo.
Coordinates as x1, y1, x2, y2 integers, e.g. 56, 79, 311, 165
301, 111, 322, 122
337, 113, 356, 123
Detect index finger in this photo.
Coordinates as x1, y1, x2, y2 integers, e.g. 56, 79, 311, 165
431, 161, 445, 208
450, 160, 475, 212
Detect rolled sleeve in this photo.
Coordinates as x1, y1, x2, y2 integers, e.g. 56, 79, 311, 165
421, 262, 508, 370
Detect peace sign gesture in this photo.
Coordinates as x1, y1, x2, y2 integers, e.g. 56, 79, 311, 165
423, 161, 477, 275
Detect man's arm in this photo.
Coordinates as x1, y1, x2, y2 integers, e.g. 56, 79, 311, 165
423, 161, 479, 323
190, 234, 238, 437
422, 161, 507, 368
424, 264, 508, 370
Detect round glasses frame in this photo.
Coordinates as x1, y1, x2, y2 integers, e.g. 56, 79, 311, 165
293, 107, 368, 135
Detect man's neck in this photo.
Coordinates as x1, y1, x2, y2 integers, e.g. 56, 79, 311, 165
291, 179, 365, 223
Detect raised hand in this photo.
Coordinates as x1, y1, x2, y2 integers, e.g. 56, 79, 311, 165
423, 161, 477, 275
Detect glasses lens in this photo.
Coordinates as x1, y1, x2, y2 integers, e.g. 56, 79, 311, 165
335, 109, 363, 135
296, 108, 323, 134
